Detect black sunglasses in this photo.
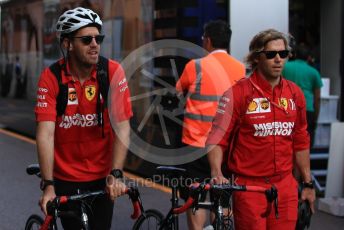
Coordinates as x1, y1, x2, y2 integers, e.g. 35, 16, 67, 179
72, 35, 105, 45
259, 50, 289, 59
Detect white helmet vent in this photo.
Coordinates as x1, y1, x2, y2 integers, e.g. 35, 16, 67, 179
56, 7, 102, 37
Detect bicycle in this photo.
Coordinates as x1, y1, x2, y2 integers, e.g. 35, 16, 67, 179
132, 166, 186, 230
25, 164, 143, 230
133, 166, 278, 230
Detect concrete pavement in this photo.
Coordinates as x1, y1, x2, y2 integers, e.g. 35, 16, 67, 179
0, 129, 186, 229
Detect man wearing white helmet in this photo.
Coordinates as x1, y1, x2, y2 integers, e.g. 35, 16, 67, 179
35, 7, 132, 229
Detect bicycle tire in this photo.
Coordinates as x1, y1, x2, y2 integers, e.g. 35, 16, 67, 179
25, 214, 44, 230
132, 209, 164, 230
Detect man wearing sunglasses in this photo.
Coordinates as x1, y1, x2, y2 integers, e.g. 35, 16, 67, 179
207, 29, 315, 230
35, 7, 132, 229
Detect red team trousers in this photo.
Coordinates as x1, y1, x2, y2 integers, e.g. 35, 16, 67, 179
233, 173, 298, 230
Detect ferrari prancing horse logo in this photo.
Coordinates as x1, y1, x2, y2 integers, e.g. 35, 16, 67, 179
278, 98, 288, 110
85, 85, 96, 101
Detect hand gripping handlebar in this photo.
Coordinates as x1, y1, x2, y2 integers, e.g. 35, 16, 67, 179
173, 182, 278, 218
42, 187, 143, 229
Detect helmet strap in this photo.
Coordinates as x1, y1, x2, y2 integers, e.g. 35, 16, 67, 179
58, 43, 71, 76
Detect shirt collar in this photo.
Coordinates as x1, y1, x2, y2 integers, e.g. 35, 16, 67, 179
209, 49, 227, 55
251, 70, 283, 94
60, 58, 97, 84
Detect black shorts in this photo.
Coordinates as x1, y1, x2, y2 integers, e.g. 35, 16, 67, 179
178, 154, 211, 201
54, 178, 114, 230
177, 150, 230, 207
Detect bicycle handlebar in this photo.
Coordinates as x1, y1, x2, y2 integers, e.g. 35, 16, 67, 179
125, 187, 144, 219
173, 197, 196, 214
173, 183, 278, 216
205, 184, 267, 192
43, 187, 142, 229
40, 215, 53, 230
47, 188, 142, 219
27, 164, 144, 229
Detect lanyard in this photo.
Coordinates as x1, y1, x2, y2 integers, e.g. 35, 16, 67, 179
248, 78, 289, 115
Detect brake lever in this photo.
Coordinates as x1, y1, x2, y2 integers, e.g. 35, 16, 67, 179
190, 183, 206, 214
192, 190, 204, 214
128, 187, 145, 213
265, 186, 279, 218
274, 194, 279, 218
271, 186, 279, 218
47, 197, 60, 217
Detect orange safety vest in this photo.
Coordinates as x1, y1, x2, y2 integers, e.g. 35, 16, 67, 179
176, 51, 245, 147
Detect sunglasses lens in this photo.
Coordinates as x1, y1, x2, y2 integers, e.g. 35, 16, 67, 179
80, 36, 93, 45
279, 50, 289, 58
76, 35, 105, 45
264, 51, 276, 59
262, 50, 289, 59
95, 35, 105, 44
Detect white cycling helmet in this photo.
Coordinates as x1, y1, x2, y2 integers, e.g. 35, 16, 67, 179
56, 7, 102, 38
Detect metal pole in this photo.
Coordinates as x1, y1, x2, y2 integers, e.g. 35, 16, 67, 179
0, 5, 2, 50
340, 0, 344, 121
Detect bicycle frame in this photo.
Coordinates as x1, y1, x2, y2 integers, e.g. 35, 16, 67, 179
39, 188, 143, 230
40, 190, 106, 230
157, 180, 180, 230
25, 164, 143, 230
173, 182, 279, 230
137, 166, 187, 230
133, 166, 278, 230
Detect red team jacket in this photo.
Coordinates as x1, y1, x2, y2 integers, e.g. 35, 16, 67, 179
206, 71, 310, 177
35, 59, 132, 182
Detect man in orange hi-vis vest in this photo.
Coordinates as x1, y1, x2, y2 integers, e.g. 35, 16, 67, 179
176, 20, 245, 230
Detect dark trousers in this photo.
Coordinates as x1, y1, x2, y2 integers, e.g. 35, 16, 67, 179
54, 178, 114, 230
177, 146, 230, 206
306, 111, 316, 149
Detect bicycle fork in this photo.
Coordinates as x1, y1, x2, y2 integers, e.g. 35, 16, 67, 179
214, 199, 224, 230
80, 202, 90, 230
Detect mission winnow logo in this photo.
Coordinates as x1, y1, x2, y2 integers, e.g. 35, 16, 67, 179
253, 121, 294, 137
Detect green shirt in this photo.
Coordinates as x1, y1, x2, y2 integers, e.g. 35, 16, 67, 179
282, 59, 323, 112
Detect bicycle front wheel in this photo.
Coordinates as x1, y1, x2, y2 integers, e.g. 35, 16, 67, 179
25, 214, 44, 230
132, 209, 164, 230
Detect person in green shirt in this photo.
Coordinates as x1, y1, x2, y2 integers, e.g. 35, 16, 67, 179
282, 43, 323, 148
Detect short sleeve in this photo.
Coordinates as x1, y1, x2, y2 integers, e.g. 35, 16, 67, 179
313, 70, 323, 89
176, 60, 195, 93
108, 61, 133, 123
35, 68, 59, 121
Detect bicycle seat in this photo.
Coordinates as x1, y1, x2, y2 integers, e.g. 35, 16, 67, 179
26, 164, 40, 176
156, 166, 186, 179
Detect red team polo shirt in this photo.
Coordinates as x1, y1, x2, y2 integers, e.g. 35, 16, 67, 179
35, 58, 132, 182
207, 71, 309, 177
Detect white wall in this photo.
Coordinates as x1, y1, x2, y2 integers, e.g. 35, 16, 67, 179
230, 0, 289, 65
325, 122, 344, 197
321, 0, 341, 96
